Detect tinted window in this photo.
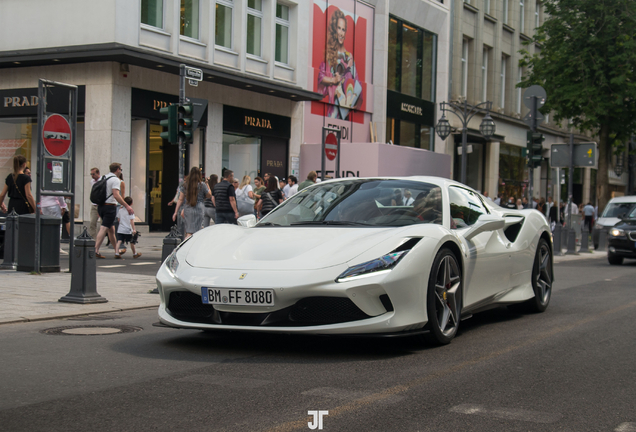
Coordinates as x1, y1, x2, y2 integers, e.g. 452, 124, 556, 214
258, 179, 442, 227
602, 202, 636, 218
448, 186, 486, 228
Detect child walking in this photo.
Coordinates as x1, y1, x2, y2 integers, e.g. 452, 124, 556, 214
115, 196, 142, 259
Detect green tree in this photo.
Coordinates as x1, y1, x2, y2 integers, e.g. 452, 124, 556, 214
519, 0, 636, 211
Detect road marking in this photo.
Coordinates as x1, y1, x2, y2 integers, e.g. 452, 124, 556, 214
98, 265, 126, 268
130, 262, 158, 266
450, 404, 562, 423
264, 299, 636, 432
616, 423, 636, 432
302, 387, 371, 400
175, 374, 271, 389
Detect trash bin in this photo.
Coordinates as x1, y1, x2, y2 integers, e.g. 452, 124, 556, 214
17, 214, 61, 273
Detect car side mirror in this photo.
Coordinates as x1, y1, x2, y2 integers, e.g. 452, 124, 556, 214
237, 214, 257, 228
464, 214, 505, 241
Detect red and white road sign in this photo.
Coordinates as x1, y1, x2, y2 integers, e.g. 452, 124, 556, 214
325, 132, 338, 161
42, 114, 71, 157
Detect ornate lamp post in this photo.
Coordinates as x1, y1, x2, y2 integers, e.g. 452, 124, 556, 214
435, 100, 496, 185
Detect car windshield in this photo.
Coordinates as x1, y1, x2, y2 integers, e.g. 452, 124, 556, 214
628, 206, 636, 219
257, 179, 443, 227
601, 202, 636, 218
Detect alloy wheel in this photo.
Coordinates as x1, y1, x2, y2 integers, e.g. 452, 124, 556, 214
535, 243, 552, 306
434, 255, 461, 337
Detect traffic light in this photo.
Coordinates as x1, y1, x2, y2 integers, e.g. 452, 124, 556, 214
526, 130, 544, 168
178, 103, 194, 144
159, 104, 178, 144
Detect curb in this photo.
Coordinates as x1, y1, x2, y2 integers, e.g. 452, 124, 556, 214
0, 305, 158, 326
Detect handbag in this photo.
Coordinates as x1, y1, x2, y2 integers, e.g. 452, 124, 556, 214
11, 175, 33, 213
236, 187, 255, 215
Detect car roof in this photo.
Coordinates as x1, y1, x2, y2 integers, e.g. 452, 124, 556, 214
608, 195, 636, 204
317, 176, 467, 190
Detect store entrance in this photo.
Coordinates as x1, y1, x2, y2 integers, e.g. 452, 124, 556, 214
148, 123, 179, 231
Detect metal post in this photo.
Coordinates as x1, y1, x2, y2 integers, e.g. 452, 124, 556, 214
59, 227, 107, 303
460, 100, 468, 185
0, 210, 19, 269
335, 129, 341, 178
179, 64, 186, 184
568, 133, 574, 230
69, 86, 78, 271
34, 81, 45, 274
529, 96, 538, 203
321, 128, 326, 182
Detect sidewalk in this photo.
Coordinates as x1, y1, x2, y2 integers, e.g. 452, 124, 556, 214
0, 231, 608, 325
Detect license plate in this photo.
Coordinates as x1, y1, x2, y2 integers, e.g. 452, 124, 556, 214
201, 287, 274, 306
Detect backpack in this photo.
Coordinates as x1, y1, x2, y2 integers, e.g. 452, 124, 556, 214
90, 175, 112, 205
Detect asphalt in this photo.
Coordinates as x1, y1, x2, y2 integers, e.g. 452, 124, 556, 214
0, 231, 610, 326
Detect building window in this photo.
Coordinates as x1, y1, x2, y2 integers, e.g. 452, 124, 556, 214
516, 66, 523, 114
535, 2, 541, 28
246, 0, 263, 57
482, 48, 489, 102
388, 18, 400, 92
484, 0, 491, 14
180, 0, 200, 39
141, 0, 163, 28
503, 0, 509, 25
519, 0, 525, 33
461, 39, 469, 98
215, 0, 233, 48
500, 55, 507, 109
275, 3, 290, 64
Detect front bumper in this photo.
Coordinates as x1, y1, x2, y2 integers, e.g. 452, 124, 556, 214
608, 236, 636, 258
155, 255, 432, 335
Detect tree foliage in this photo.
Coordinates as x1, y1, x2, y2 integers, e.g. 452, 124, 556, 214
519, 0, 636, 209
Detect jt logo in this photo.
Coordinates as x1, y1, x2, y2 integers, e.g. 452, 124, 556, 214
307, 410, 328, 430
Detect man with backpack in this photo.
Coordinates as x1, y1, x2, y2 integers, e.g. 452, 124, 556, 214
92, 162, 133, 259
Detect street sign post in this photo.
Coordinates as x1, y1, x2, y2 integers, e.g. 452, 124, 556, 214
42, 114, 71, 156
550, 142, 598, 168
325, 132, 338, 161
321, 127, 341, 181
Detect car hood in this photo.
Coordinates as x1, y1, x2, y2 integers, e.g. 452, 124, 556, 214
597, 217, 620, 228
184, 225, 409, 270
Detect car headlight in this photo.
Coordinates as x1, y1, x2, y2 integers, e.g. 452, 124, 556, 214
336, 250, 408, 282
165, 252, 180, 276
610, 228, 625, 237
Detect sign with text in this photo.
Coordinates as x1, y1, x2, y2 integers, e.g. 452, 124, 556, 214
185, 66, 203, 81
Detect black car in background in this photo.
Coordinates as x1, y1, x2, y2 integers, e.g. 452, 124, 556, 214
607, 205, 636, 265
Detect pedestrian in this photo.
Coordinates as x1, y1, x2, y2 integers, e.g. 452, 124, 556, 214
549, 201, 559, 224
107, 171, 126, 250
583, 202, 595, 232
404, 189, 415, 206
41, 195, 69, 238
516, 198, 524, 209
24, 167, 31, 177
213, 169, 239, 224
279, 178, 287, 200
114, 196, 142, 259
235, 175, 255, 217
536, 197, 546, 216
521, 196, 529, 209
298, 171, 317, 191
494, 193, 502, 206
173, 166, 211, 239
0, 155, 36, 215
203, 174, 217, 227
286, 175, 299, 199
505, 197, 517, 209
253, 176, 266, 217
94, 163, 133, 259
257, 176, 284, 216
88, 167, 101, 239
546, 196, 554, 220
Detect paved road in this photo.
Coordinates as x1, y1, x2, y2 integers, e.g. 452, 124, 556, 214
1, 259, 635, 431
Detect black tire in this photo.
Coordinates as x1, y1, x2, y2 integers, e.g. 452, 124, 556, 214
422, 248, 462, 346
608, 253, 623, 265
511, 238, 553, 314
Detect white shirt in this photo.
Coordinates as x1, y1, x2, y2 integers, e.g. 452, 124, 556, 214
104, 173, 121, 205
117, 207, 134, 234
41, 196, 67, 209
287, 184, 298, 198
283, 184, 292, 198
236, 184, 253, 200
404, 197, 415, 206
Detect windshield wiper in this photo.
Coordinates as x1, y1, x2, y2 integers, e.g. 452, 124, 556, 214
290, 220, 373, 226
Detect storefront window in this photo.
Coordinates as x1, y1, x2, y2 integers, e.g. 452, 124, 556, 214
400, 121, 417, 147
387, 18, 400, 92
141, 0, 163, 28
421, 33, 435, 102
0, 117, 35, 192
499, 143, 527, 200
180, 0, 200, 39
401, 24, 420, 98
148, 124, 164, 226
222, 133, 261, 183
215, 0, 233, 48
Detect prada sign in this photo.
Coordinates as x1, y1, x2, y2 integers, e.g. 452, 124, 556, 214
386, 90, 435, 126
0, 87, 85, 117
223, 105, 290, 139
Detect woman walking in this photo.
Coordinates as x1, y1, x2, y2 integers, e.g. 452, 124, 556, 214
253, 176, 266, 217
173, 167, 211, 239
0, 155, 36, 215
235, 175, 255, 217
203, 174, 218, 227
257, 176, 284, 217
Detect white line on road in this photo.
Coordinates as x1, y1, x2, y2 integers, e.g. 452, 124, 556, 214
450, 404, 562, 424
616, 423, 636, 432
98, 265, 126, 268
130, 262, 159, 266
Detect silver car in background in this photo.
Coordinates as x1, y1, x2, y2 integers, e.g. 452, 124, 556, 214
594, 196, 636, 249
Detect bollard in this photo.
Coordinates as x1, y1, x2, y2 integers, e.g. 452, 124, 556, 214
59, 227, 107, 304
566, 228, 579, 255
151, 225, 182, 294
0, 210, 18, 270
580, 228, 592, 252
598, 229, 608, 251
552, 223, 564, 256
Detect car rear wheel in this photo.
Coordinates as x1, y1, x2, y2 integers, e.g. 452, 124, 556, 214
511, 238, 552, 313
608, 253, 623, 265
423, 248, 462, 346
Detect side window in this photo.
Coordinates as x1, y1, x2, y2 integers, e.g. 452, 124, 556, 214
448, 187, 487, 228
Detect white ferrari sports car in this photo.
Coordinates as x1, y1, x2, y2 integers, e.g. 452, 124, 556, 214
156, 177, 553, 345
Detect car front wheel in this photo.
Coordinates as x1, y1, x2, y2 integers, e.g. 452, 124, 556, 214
423, 248, 462, 346
608, 253, 623, 265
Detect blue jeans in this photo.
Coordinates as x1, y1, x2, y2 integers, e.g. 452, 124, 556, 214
216, 212, 237, 225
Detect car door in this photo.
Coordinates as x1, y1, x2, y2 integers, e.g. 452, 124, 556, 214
448, 186, 511, 309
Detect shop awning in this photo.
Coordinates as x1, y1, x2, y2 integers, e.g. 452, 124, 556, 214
0, 43, 323, 102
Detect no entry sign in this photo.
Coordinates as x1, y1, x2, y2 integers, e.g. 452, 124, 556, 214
42, 114, 71, 157
325, 132, 338, 161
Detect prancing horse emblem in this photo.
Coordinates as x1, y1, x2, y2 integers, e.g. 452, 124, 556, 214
239, 273, 247, 280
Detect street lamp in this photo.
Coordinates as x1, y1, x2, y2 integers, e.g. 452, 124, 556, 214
435, 100, 496, 185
